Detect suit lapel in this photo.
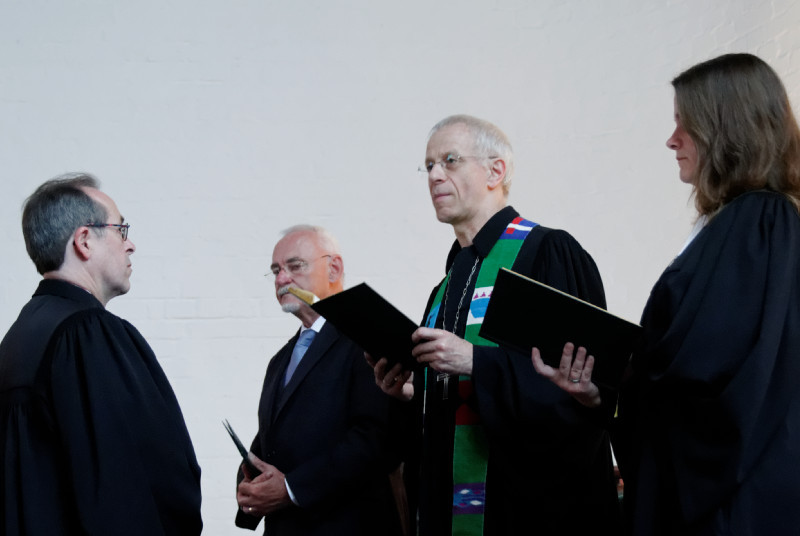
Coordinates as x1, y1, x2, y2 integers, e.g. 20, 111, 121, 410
274, 322, 339, 419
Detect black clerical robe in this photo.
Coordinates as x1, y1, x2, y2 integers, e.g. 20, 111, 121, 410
0, 279, 202, 535
410, 206, 621, 535
617, 190, 800, 535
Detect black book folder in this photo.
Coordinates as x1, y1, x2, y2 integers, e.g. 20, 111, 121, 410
311, 283, 419, 371
479, 268, 642, 389
222, 419, 262, 478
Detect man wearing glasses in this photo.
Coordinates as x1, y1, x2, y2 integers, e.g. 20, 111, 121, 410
0, 173, 202, 535
234, 225, 402, 536
369, 115, 621, 535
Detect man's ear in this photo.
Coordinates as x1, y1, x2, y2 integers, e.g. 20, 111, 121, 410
328, 254, 344, 283
486, 158, 506, 191
71, 226, 93, 261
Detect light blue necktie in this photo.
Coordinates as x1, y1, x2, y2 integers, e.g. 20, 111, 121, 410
284, 329, 316, 386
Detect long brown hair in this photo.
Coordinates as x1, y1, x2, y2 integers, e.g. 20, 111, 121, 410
672, 53, 800, 215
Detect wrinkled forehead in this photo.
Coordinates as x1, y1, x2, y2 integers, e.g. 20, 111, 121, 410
425, 123, 477, 160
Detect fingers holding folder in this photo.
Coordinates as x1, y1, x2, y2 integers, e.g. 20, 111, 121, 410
365, 351, 414, 401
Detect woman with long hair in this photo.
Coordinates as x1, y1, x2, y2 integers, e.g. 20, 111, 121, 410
534, 53, 800, 534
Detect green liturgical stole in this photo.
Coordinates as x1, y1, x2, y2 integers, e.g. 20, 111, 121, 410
424, 216, 538, 535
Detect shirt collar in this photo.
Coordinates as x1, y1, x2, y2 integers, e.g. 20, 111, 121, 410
302, 315, 326, 334
444, 206, 520, 272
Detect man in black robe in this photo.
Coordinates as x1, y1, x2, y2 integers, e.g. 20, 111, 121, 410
0, 174, 202, 535
370, 115, 620, 534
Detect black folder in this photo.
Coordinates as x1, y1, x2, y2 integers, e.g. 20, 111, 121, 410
479, 268, 642, 389
311, 283, 419, 371
222, 419, 262, 477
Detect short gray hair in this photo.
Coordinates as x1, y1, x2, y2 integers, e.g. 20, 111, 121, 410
22, 172, 107, 274
428, 114, 515, 195
281, 224, 342, 256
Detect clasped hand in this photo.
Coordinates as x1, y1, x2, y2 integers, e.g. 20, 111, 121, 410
237, 453, 291, 517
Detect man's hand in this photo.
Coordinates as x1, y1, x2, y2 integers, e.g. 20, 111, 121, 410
411, 327, 473, 376
531, 342, 602, 408
237, 454, 292, 516
365, 352, 414, 401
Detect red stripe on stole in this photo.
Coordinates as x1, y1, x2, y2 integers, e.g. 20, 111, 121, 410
505, 216, 524, 234
455, 378, 481, 424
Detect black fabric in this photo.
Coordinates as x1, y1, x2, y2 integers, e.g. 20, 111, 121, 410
617, 190, 800, 535
0, 279, 202, 535
235, 321, 402, 536
411, 206, 621, 535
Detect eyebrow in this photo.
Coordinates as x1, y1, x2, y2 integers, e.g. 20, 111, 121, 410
426, 150, 457, 161
269, 256, 304, 269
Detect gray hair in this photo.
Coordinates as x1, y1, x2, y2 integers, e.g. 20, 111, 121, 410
280, 224, 342, 256
22, 172, 107, 274
280, 224, 344, 285
428, 114, 515, 195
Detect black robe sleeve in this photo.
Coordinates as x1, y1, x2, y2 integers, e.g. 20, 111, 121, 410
619, 190, 800, 531
471, 227, 608, 429
470, 228, 621, 533
3, 308, 202, 536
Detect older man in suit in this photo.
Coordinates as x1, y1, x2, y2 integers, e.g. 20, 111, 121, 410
235, 225, 402, 536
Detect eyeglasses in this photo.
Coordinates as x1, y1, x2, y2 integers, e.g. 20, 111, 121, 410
86, 223, 130, 241
418, 153, 493, 174
267, 255, 332, 277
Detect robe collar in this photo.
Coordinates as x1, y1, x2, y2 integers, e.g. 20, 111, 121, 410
34, 279, 104, 309
444, 205, 519, 272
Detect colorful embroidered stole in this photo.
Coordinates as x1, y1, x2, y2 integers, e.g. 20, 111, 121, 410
424, 216, 538, 535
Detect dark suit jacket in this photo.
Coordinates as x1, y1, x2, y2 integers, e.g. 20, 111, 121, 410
235, 321, 401, 536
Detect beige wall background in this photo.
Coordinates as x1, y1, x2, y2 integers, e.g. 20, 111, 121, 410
1, 0, 798, 532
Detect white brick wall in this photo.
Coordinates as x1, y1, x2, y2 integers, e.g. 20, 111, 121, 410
1, 1, 798, 533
